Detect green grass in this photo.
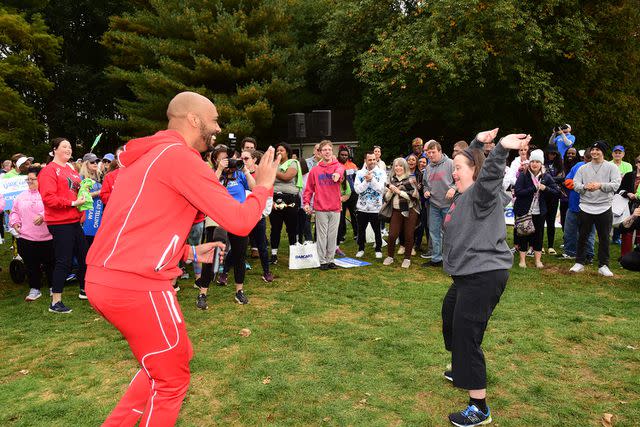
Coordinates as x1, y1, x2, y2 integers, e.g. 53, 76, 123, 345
0, 229, 639, 426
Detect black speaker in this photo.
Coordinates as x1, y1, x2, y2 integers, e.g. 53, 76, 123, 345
288, 113, 306, 138
311, 110, 331, 137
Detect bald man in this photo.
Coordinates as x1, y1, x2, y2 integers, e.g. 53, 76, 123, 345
86, 91, 280, 426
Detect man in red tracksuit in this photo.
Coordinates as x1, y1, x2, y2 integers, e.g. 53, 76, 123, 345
85, 91, 278, 426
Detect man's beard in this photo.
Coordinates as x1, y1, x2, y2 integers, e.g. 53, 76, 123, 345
199, 123, 217, 153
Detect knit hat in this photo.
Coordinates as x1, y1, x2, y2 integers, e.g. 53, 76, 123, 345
529, 149, 544, 163
590, 140, 609, 153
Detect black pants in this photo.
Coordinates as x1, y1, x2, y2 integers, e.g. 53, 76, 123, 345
620, 248, 640, 271
514, 213, 545, 252
356, 211, 382, 251
338, 193, 358, 242
544, 196, 560, 248
559, 200, 569, 230
223, 233, 248, 285
17, 238, 54, 290
250, 217, 270, 274
196, 226, 216, 289
47, 223, 87, 293
269, 206, 298, 250
442, 269, 508, 390
577, 208, 612, 267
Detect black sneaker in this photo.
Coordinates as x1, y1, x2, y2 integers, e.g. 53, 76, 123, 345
49, 301, 72, 314
448, 404, 491, 427
319, 263, 329, 270
270, 254, 278, 265
173, 284, 180, 292
196, 293, 208, 310
328, 262, 338, 269
217, 272, 228, 286
429, 260, 443, 267
444, 370, 453, 382
78, 289, 88, 300
235, 290, 249, 305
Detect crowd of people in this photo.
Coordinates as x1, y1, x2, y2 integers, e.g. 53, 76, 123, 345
2, 90, 639, 426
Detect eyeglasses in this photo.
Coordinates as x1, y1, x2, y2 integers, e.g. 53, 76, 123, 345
241, 156, 251, 161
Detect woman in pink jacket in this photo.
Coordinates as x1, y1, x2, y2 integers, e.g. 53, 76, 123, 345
9, 166, 55, 301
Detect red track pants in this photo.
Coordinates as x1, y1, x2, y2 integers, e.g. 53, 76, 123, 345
86, 282, 193, 427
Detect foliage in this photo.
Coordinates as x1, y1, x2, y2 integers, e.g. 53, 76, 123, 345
0, 7, 60, 157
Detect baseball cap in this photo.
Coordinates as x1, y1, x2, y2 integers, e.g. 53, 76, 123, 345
16, 156, 34, 169
612, 145, 625, 152
102, 153, 115, 162
82, 153, 99, 163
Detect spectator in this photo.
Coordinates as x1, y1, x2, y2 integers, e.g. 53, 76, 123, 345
408, 137, 424, 158
418, 156, 427, 172
9, 166, 54, 302
542, 145, 564, 254
513, 149, 560, 268
610, 145, 632, 245
241, 136, 257, 152
382, 158, 420, 268
451, 140, 468, 159
562, 151, 596, 261
551, 124, 575, 158
482, 140, 495, 157
505, 145, 530, 189
337, 146, 359, 244
38, 137, 88, 313
1, 159, 12, 174
560, 147, 579, 229
269, 142, 302, 265
618, 207, 640, 271
2, 155, 33, 179
79, 153, 104, 248
372, 145, 387, 172
570, 140, 621, 276
100, 153, 114, 175
99, 146, 124, 205
303, 140, 345, 270
617, 154, 640, 257
423, 140, 455, 268
354, 151, 385, 259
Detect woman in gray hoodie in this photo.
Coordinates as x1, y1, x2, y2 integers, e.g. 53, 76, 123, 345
441, 129, 531, 427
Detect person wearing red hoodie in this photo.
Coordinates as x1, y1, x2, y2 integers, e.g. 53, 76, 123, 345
84, 91, 279, 427
38, 137, 88, 313
303, 140, 345, 270
99, 146, 124, 206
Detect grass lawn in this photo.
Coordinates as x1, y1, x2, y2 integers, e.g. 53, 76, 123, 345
0, 228, 639, 426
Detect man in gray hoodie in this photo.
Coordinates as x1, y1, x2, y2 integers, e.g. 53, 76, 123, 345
423, 140, 456, 266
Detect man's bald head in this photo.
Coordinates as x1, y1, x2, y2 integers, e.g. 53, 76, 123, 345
166, 91, 214, 120
166, 91, 221, 153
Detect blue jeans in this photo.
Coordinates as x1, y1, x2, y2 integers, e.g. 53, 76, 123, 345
429, 205, 449, 262
563, 210, 595, 259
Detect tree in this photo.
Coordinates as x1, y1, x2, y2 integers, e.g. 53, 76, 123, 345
102, 0, 312, 144
0, 7, 60, 158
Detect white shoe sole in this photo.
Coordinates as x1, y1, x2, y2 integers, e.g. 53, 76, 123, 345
450, 415, 492, 427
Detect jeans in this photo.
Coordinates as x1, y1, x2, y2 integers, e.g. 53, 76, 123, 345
429, 205, 449, 263
563, 210, 595, 259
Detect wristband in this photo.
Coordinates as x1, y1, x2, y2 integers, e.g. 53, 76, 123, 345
192, 245, 197, 263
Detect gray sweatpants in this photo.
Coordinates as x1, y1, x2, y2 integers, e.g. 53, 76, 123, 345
315, 211, 340, 264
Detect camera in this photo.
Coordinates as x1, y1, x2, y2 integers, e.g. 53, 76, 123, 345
227, 158, 244, 170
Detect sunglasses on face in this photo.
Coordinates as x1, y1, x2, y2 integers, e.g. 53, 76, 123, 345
241, 156, 251, 161
89, 160, 99, 164
102, 159, 111, 163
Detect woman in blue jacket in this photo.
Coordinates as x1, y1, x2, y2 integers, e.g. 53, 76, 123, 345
514, 149, 560, 268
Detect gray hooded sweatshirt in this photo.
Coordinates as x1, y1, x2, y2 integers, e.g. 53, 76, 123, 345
423, 153, 455, 209
443, 141, 513, 276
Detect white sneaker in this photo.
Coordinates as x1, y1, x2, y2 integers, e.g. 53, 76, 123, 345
383, 256, 394, 266
569, 263, 585, 273
25, 288, 42, 301
598, 265, 614, 277
401, 259, 411, 268
411, 248, 416, 256
375, 252, 383, 259
355, 251, 364, 258
397, 246, 405, 255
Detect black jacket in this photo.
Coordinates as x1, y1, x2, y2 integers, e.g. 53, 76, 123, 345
513, 171, 560, 216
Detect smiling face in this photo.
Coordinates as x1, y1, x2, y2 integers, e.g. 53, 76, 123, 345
612, 149, 624, 161
26, 172, 38, 191
320, 144, 333, 162
529, 160, 542, 174
590, 147, 604, 162
452, 154, 475, 193
393, 162, 405, 177
418, 157, 427, 171
407, 155, 417, 170
565, 147, 577, 161
365, 153, 376, 170
373, 147, 381, 160
54, 140, 72, 163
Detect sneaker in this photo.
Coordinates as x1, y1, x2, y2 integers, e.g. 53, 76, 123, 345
25, 288, 42, 302
245, 262, 252, 270
401, 259, 411, 268
397, 246, 405, 255
251, 248, 259, 258
319, 263, 329, 270
449, 404, 492, 427
49, 287, 53, 296
420, 252, 433, 259
49, 301, 72, 314
569, 263, 585, 273
375, 252, 383, 259
411, 248, 416, 256
335, 247, 345, 257
443, 370, 453, 382
526, 248, 534, 257
381, 229, 389, 237
612, 238, 621, 245
355, 250, 365, 258
180, 268, 189, 280
548, 248, 557, 255
173, 284, 180, 292
270, 254, 278, 265
560, 253, 575, 259
429, 260, 443, 267
78, 289, 88, 300
196, 293, 208, 310
328, 262, 338, 269
383, 256, 394, 266
541, 248, 546, 255
235, 290, 249, 305
261, 272, 274, 283
598, 265, 614, 277
66, 273, 77, 282
217, 272, 228, 286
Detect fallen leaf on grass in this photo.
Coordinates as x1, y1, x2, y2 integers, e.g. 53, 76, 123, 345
262, 376, 271, 385
322, 417, 331, 422
239, 328, 251, 337
602, 413, 615, 427
374, 337, 382, 341
93, 318, 101, 322
19, 369, 29, 375
626, 345, 636, 350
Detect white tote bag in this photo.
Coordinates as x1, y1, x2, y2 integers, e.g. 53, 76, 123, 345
612, 194, 630, 227
289, 242, 321, 270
